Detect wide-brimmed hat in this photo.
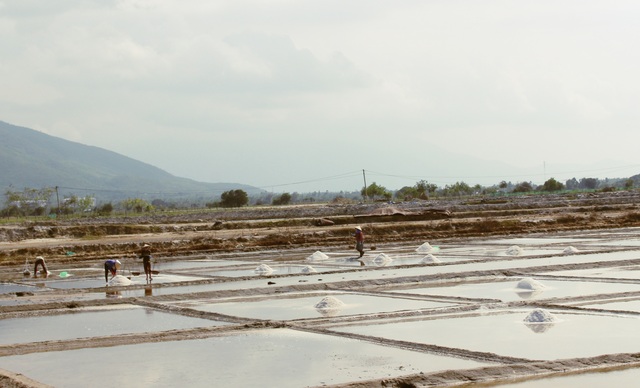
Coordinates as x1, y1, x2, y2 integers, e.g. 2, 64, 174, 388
143, 244, 150, 248
355, 226, 362, 231
115, 260, 122, 269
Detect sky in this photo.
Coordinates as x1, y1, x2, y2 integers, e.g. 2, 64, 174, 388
2, 0, 640, 193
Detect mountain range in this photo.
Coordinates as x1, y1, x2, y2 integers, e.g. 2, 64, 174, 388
0, 120, 261, 203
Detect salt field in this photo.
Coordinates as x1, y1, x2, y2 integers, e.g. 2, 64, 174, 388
2, 227, 640, 387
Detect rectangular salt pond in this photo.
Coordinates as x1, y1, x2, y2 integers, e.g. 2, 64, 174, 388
151, 259, 253, 271
578, 298, 640, 313
332, 309, 640, 361
0, 328, 489, 388
199, 264, 347, 278
177, 292, 458, 321
0, 305, 228, 345
0, 282, 42, 295
540, 265, 640, 280
387, 278, 640, 303
475, 237, 603, 246
19, 273, 208, 290
493, 366, 640, 388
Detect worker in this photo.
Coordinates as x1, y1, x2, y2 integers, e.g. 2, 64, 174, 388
139, 243, 152, 281
104, 259, 121, 284
33, 256, 49, 278
354, 226, 365, 258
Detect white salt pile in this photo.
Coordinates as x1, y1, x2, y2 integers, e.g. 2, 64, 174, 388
301, 265, 317, 273
108, 275, 132, 286
416, 242, 440, 253
524, 308, 557, 323
254, 264, 274, 275
306, 251, 329, 261
516, 277, 545, 291
372, 253, 393, 266
416, 242, 433, 253
421, 254, 441, 264
506, 245, 523, 256
563, 246, 579, 255
314, 296, 345, 309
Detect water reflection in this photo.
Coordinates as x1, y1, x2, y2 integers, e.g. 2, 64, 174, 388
524, 322, 555, 334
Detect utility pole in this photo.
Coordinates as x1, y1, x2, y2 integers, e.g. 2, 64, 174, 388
55, 186, 60, 217
362, 169, 368, 201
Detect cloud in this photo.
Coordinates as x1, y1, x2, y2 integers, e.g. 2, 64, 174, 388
1, 1, 640, 192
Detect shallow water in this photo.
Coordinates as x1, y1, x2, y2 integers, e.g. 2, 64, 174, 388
0, 328, 489, 388
0, 305, 227, 345
387, 278, 640, 302
4, 228, 640, 387
333, 309, 640, 361
178, 292, 457, 321
487, 366, 640, 387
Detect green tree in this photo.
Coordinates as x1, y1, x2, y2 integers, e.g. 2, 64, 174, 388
579, 178, 598, 190
442, 181, 473, 197
361, 182, 391, 201
624, 179, 634, 190
395, 186, 418, 201
3, 187, 54, 216
541, 177, 564, 192
415, 180, 438, 199
97, 203, 113, 216
512, 182, 533, 193
220, 189, 248, 208
272, 193, 292, 205
120, 198, 153, 213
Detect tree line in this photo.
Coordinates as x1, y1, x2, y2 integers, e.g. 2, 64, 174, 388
2, 174, 637, 217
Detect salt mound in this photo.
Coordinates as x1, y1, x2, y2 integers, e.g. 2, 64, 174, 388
524, 308, 557, 323
108, 275, 132, 286
421, 254, 441, 264
516, 277, 545, 291
307, 251, 329, 261
314, 296, 345, 309
416, 242, 433, 253
372, 253, 393, 266
563, 246, 579, 255
254, 264, 274, 274
506, 245, 523, 256
301, 266, 317, 273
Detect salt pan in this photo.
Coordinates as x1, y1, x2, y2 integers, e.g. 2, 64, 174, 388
254, 264, 274, 275
506, 245, 523, 256
421, 254, 441, 264
306, 251, 329, 261
516, 277, 545, 291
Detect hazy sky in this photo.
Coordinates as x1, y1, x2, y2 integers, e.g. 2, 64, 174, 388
2, 1, 639, 192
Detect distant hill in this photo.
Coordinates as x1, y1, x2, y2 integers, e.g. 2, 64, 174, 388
0, 120, 262, 203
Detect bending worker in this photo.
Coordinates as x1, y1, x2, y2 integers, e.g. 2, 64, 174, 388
104, 259, 121, 284
139, 243, 152, 281
33, 256, 49, 278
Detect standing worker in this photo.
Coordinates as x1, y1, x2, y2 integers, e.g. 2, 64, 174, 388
104, 259, 121, 284
354, 226, 365, 258
140, 243, 152, 282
